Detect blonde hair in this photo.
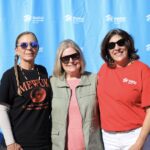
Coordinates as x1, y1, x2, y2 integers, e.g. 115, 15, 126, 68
53, 39, 85, 78
14, 31, 38, 95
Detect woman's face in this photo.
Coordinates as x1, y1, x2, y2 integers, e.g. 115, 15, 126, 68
61, 47, 81, 77
15, 34, 38, 65
108, 34, 129, 67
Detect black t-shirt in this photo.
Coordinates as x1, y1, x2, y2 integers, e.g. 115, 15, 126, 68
0, 65, 51, 147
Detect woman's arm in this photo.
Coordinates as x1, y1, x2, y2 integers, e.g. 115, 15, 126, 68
129, 107, 150, 150
0, 104, 15, 145
0, 104, 23, 150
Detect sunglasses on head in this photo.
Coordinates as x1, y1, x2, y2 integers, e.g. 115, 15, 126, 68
17, 41, 39, 49
107, 39, 126, 50
60, 53, 80, 64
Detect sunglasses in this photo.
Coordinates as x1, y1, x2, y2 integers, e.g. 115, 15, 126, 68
17, 41, 39, 49
107, 39, 126, 50
60, 53, 80, 64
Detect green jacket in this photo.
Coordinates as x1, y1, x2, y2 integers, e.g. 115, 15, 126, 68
50, 72, 104, 150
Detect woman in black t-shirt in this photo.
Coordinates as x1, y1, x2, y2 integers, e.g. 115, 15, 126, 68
0, 32, 51, 150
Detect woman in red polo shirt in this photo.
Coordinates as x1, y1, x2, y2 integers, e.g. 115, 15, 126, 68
97, 28, 150, 150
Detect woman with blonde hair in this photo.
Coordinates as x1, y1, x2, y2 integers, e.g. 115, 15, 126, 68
50, 39, 104, 150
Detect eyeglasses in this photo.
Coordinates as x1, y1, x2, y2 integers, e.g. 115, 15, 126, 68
17, 41, 39, 49
60, 53, 80, 64
107, 39, 126, 50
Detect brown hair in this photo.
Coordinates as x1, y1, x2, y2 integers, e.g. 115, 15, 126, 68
101, 28, 139, 68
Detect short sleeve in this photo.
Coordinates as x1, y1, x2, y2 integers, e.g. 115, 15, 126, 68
141, 65, 150, 107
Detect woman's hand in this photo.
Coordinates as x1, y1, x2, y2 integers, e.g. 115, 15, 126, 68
7, 143, 23, 150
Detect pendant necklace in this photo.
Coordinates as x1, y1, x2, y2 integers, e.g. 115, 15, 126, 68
19, 65, 41, 81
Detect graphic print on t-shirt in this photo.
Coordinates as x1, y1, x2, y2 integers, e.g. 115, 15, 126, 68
20, 78, 50, 110
30, 87, 46, 103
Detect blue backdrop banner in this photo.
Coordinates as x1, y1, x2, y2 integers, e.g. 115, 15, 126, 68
0, 0, 150, 143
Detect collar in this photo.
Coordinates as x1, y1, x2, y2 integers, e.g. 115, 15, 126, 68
56, 72, 91, 87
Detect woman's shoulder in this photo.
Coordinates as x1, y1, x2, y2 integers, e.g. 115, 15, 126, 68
97, 63, 108, 75
49, 75, 56, 80
35, 64, 48, 74
49, 75, 61, 83
1, 67, 14, 78
133, 60, 150, 70
0, 67, 15, 83
35, 64, 46, 70
135, 60, 149, 66
82, 71, 97, 81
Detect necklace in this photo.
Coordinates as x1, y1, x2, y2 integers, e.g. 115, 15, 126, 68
19, 65, 41, 81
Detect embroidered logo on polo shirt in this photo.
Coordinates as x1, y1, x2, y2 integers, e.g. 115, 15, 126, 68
123, 78, 137, 85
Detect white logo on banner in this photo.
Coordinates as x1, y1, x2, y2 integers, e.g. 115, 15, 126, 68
24, 15, 32, 22
146, 14, 150, 22
65, 14, 84, 24
105, 14, 126, 24
24, 15, 44, 24
146, 44, 150, 51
